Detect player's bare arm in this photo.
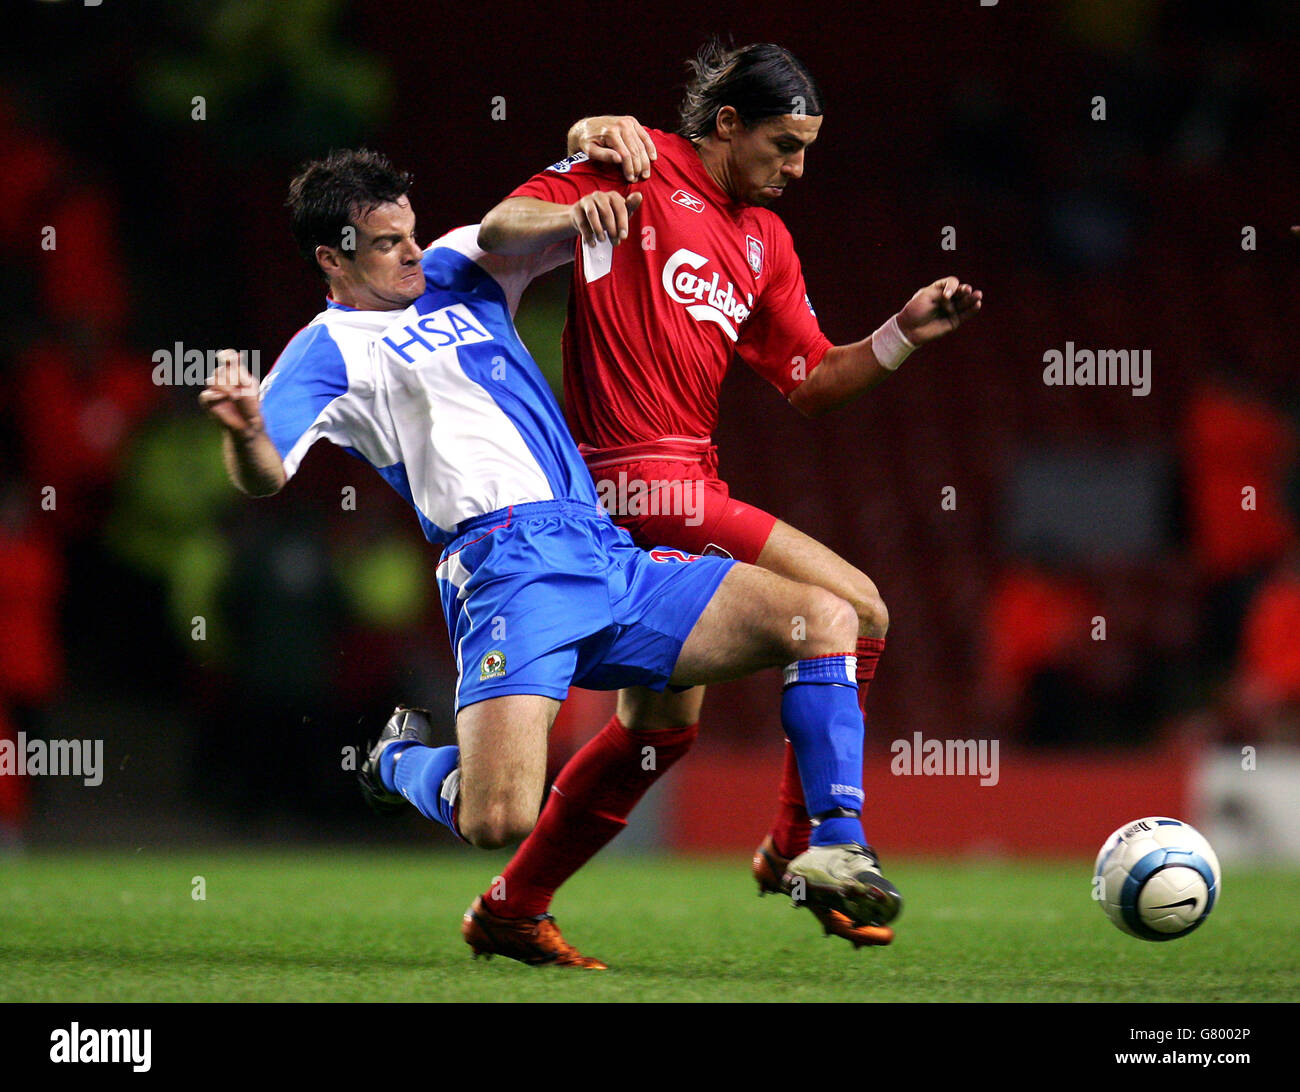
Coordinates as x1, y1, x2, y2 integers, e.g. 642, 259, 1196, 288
789, 276, 984, 418
478, 190, 644, 253
566, 115, 658, 181
199, 348, 286, 497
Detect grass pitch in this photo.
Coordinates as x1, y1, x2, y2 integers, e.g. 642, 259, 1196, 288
0, 850, 1296, 1003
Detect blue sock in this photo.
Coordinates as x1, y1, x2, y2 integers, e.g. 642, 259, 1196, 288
781, 655, 867, 848
379, 741, 416, 792
390, 744, 462, 835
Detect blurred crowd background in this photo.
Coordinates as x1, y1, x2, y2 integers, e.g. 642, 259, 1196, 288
0, 0, 1296, 853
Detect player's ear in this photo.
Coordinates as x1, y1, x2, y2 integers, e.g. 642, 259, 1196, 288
315, 244, 344, 277
713, 105, 741, 142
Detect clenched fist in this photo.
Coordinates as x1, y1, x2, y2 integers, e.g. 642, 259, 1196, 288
897, 277, 983, 346
199, 349, 264, 440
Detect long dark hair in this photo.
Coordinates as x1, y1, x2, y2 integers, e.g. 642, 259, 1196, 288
678, 39, 823, 140
286, 148, 413, 271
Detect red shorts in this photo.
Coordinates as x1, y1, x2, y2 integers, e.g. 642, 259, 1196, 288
581, 437, 778, 565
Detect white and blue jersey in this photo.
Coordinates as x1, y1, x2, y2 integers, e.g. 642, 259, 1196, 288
257, 226, 734, 711
260, 226, 598, 544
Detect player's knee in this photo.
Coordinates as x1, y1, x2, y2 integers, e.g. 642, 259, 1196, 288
623, 708, 700, 734
617, 684, 704, 734
790, 587, 858, 658
856, 590, 888, 637
836, 572, 888, 636
461, 818, 534, 851
459, 801, 537, 850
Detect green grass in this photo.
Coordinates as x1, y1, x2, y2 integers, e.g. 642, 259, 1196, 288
0, 850, 1296, 1002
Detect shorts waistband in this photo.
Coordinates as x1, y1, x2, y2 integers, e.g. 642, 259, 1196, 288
579, 436, 715, 469
452, 499, 607, 539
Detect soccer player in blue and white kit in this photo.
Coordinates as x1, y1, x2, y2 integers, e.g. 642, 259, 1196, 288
200, 148, 900, 968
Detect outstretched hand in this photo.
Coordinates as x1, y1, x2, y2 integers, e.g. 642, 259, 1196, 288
898, 277, 983, 346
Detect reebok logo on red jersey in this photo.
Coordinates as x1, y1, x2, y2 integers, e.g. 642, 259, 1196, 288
661, 248, 753, 342
671, 189, 706, 213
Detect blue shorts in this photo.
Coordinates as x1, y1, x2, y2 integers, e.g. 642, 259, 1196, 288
435, 499, 734, 713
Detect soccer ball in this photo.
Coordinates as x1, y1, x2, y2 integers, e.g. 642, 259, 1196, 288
1093, 816, 1221, 941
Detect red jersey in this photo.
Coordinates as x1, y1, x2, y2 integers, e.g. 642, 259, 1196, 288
509, 129, 832, 449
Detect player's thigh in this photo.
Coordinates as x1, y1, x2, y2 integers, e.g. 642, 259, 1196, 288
669, 563, 856, 686
455, 693, 560, 847
755, 518, 887, 636
617, 684, 707, 732
620, 473, 777, 565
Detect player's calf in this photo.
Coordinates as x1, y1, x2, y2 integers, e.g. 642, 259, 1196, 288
760, 577, 888, 907
673, 566, 875, 822
454, 693, 557, 849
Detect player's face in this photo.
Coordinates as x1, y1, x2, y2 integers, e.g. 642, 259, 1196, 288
321, 196, 424, 311
728, 114, 822, 206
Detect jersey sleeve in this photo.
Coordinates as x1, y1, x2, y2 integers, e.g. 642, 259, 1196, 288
428, 224, 572, 316
258, 323, 350, 481
506, 149, 631, 205
734, 222, 832, 398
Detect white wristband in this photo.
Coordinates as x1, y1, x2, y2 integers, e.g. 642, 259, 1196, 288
870, 313, 916, 372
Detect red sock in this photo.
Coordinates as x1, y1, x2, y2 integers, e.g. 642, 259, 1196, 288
768, 635, 886, 859
484, 716, 697, 918
770, 743, 809, 859
855, 635, 885, 708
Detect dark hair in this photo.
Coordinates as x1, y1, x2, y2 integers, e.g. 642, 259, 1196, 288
286, 148, 413, 274
678, 39, 823, 140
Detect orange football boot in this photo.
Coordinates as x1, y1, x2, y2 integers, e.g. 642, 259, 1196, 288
753, 835, 895, 947
461, 896, 608, 969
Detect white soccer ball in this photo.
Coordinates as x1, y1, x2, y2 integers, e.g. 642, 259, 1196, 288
1093, 816, 1221, 941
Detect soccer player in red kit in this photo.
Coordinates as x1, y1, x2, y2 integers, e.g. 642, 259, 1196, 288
466, 41, 982, 963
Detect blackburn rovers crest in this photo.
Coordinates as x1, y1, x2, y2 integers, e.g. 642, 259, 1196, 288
479, 650, 507, 680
